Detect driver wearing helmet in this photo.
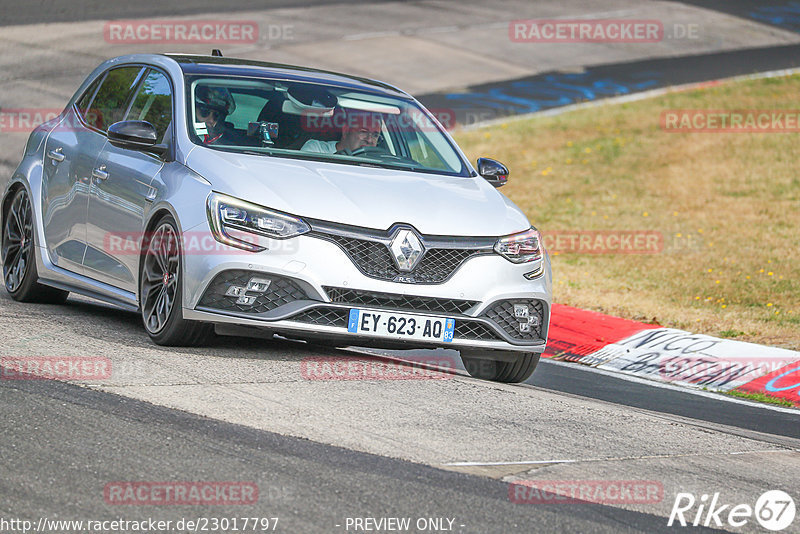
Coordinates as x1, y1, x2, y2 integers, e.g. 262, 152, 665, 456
195, 86, 241, 145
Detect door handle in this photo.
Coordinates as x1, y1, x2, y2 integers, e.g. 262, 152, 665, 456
91, 165, 108, 181
47, 147, 65, 163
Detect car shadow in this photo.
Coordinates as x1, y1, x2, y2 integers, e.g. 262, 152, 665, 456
1, 287, 466, 378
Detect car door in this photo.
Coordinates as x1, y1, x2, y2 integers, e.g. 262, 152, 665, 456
84, 68, 172, 292
41, 66, 143, 275
41, 76, 106, 274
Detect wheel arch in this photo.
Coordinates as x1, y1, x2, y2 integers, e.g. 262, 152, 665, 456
1, 178, 31, 252
137, 202, 188, 304
4, 162, 46, 254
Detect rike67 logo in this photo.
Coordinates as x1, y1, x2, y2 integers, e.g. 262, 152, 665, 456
668, 490, 795, 531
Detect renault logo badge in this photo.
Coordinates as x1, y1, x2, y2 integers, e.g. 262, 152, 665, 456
389, 229, 424, 272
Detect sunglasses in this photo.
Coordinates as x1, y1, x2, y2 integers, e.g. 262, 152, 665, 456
196, 105, 212, 117
358, 129, 380, 139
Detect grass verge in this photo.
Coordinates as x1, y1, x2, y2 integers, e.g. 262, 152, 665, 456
724, 389, 797, 408
454, 74, 800, 350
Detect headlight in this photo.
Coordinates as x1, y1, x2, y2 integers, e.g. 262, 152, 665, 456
494, 227, 543, 263
206, 192, 310, 252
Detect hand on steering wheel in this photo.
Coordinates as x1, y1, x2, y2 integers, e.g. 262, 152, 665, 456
345, 146, 418, 165
337, 145, 382, 156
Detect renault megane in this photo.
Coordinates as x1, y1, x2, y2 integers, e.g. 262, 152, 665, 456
2, 53, 551, 383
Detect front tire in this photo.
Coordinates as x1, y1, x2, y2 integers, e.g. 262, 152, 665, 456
2, 188, 69, 304
139, 215, 212, 346
461, 352, 540, 383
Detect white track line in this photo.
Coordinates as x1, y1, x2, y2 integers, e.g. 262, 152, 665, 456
446, 459, 576, 467
445, 448, 798, 467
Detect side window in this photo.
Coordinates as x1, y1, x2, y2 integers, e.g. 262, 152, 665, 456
391, 111, 459, 172
76, 75, 103, 117
126, 69, 173, 144
77, 76, 107, 129
406, 130, 447, 171
225, 92, 267, 129
89, 66, 143, 131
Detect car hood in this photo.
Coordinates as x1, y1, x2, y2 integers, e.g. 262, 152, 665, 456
185, 149, 530, 236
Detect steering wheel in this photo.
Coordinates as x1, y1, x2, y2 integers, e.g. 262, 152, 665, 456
343, 145, 419, 165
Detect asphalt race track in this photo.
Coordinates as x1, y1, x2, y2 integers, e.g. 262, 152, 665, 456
417, 43, 800, 126
1, 1, 799, 533
2, 375, 723, 534
1, 292, 797, 532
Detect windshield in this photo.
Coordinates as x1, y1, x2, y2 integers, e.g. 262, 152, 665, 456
185, 75, 470, 176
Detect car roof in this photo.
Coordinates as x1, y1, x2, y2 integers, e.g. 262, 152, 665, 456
163, 54, 410, 98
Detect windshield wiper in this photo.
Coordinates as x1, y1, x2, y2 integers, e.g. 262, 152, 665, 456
241, 150, 426, 173
242, 149, 275, 157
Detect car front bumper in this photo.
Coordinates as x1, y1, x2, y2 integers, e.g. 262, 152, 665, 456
180, 219, 552, 354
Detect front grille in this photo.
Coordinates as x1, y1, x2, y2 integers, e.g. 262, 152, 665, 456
197, 270, 309, 314
318, 233, 487, 284
324, 287, 478, 315
482, 299, 546, 341
289, 307, 349, 327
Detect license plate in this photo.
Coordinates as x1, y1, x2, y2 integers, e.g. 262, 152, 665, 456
347, 309, 455, 343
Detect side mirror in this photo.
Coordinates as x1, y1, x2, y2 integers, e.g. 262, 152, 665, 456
476, 157, 509, 188
108, 121, 167, 156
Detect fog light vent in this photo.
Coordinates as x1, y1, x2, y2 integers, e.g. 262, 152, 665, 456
482, 299, 545, 341
225, 286, 246, 297
246, 277, 272, 292
198, 270, 310, 314
236, 295, 257, 306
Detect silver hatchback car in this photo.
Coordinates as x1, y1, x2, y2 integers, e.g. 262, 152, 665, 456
2, 53, 551, 383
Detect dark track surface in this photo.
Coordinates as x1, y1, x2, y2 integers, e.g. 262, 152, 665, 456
418, 43, 800, 127
530, 359, 800, 441
0, 0, 393, 26
0, 377, 718, 534
676, 1, 800, 33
